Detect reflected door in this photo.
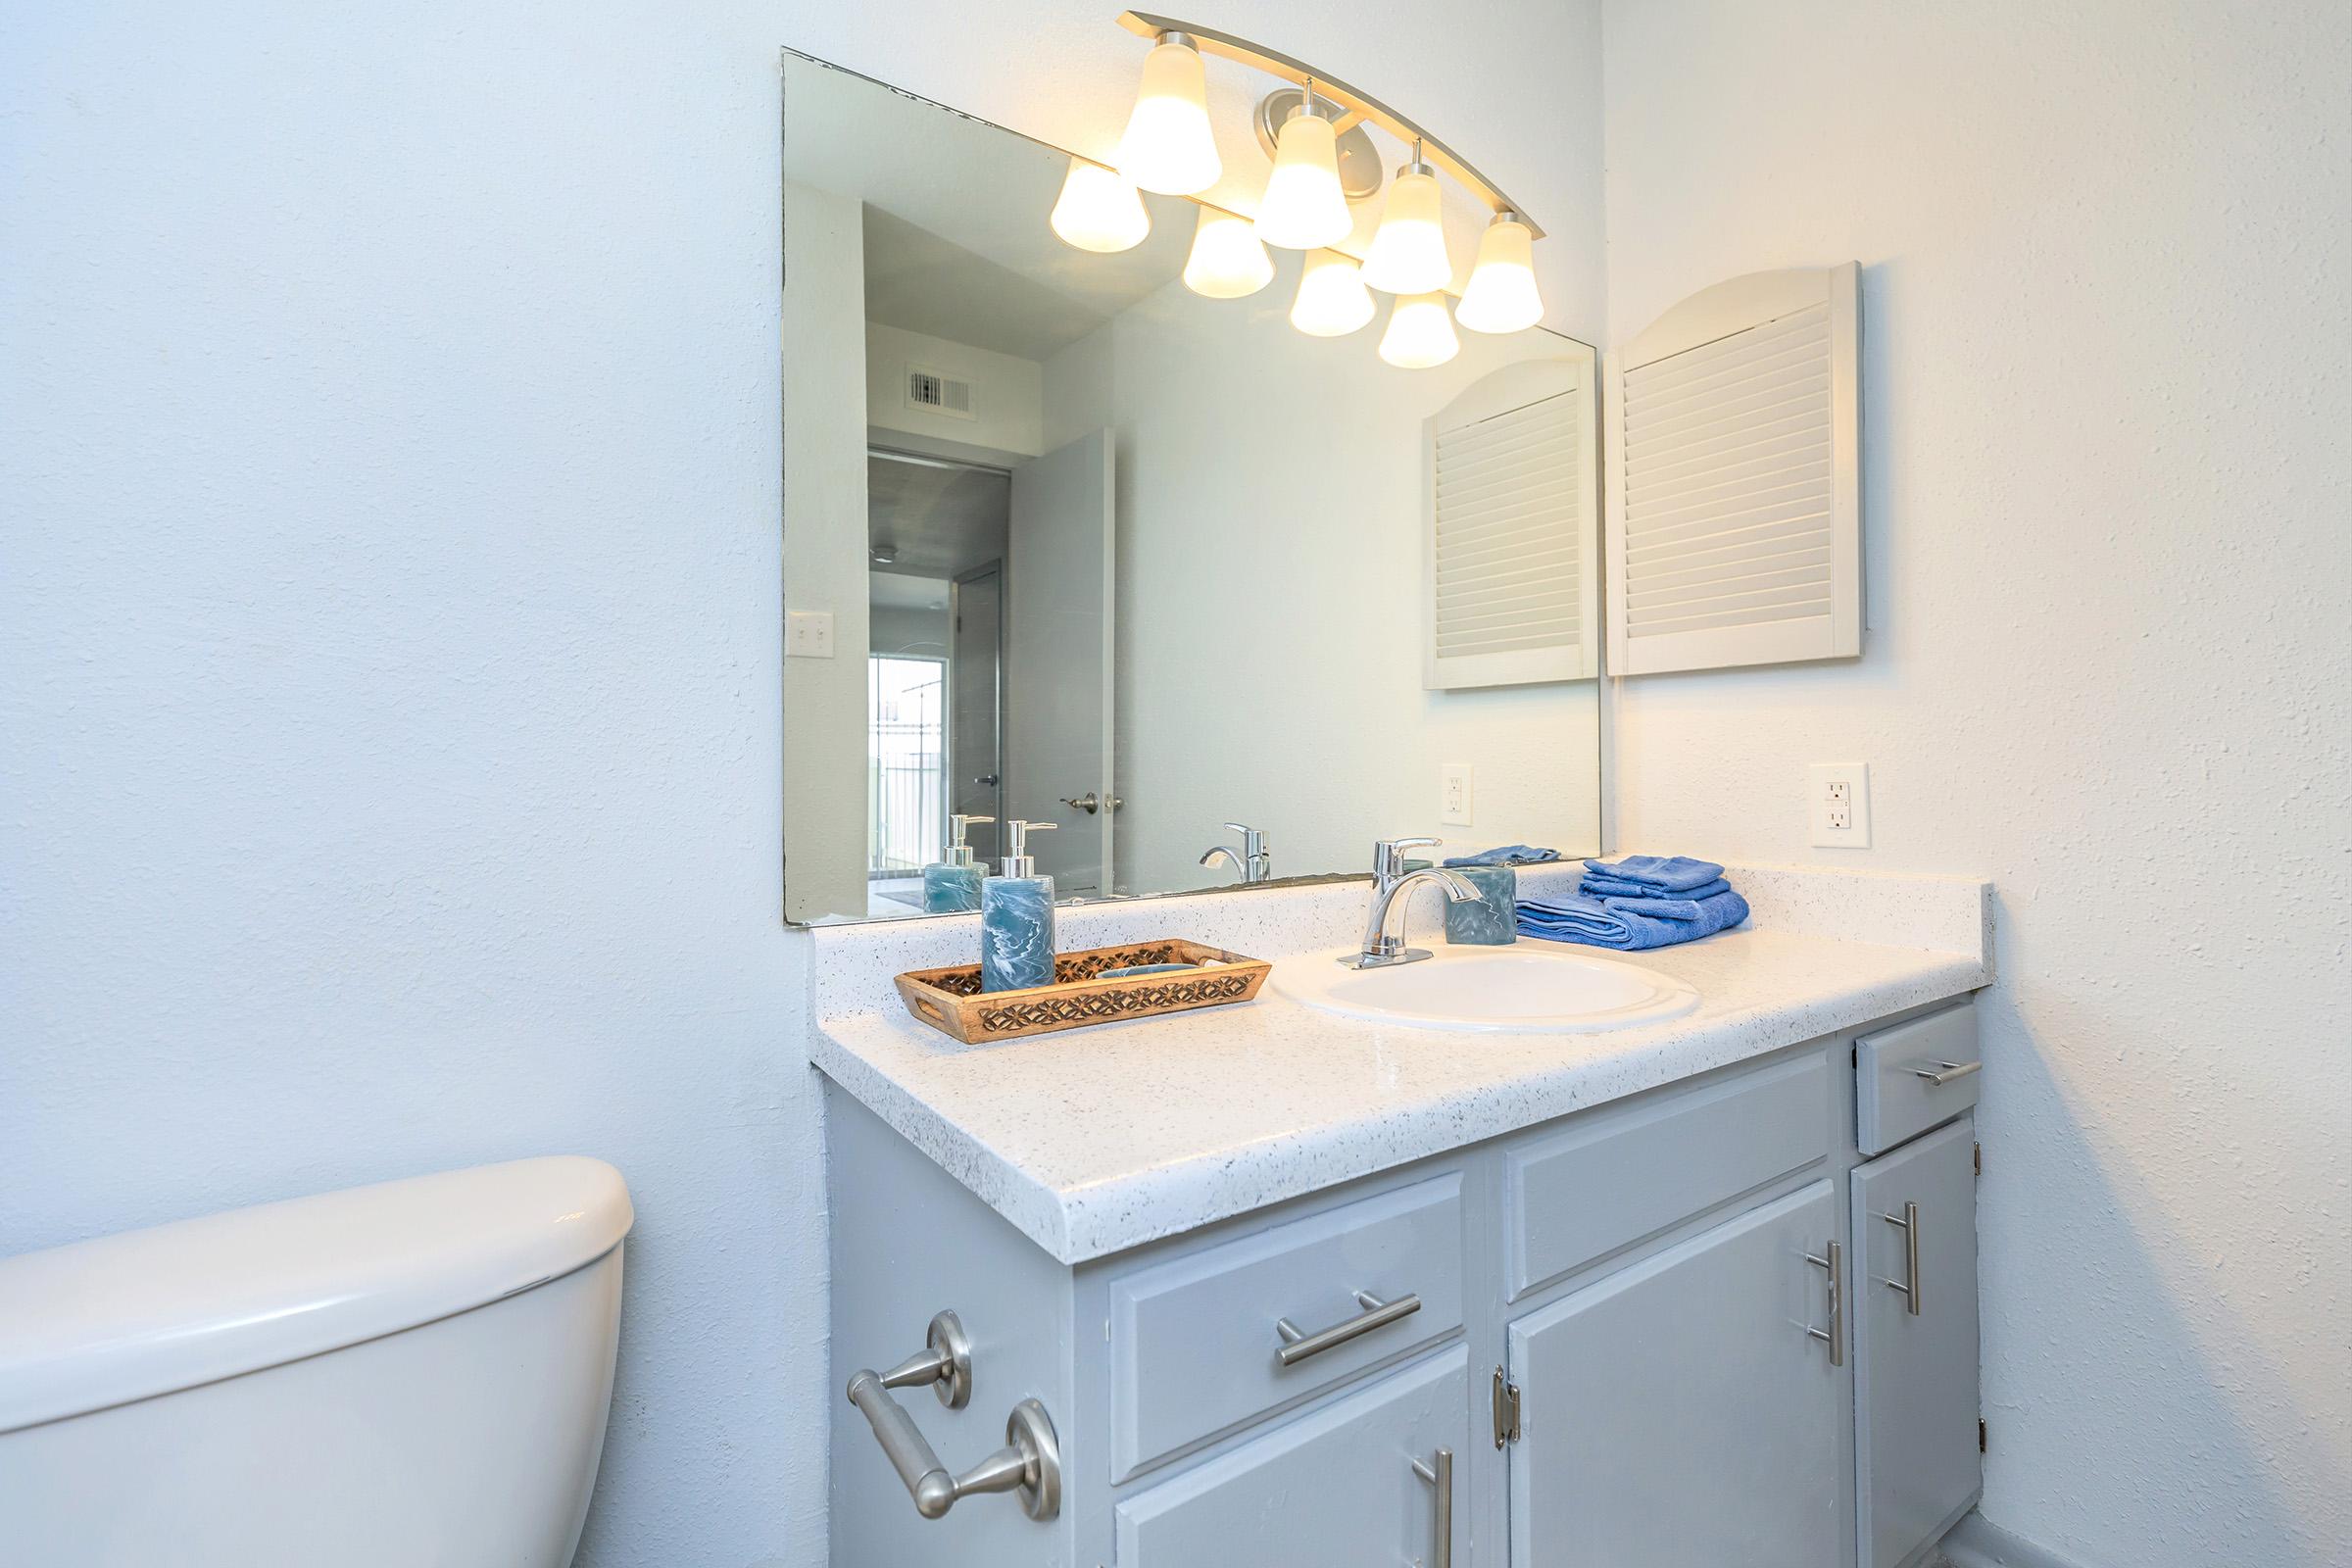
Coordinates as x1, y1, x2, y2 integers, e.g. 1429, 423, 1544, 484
1004, 428, 1114, 897
950, 564, 1004, 869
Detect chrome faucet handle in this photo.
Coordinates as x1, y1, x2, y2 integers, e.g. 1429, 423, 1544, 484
1372, 837, 1444, 885
1344, 864, 1479, 969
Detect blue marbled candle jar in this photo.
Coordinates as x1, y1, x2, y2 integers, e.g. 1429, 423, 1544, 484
1444, 864, 1518, 946
980, 874, 1057, 991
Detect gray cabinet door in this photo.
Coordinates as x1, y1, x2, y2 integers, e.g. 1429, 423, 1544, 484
1852, 1117, 1981, 1568
1113, 1347, 1468, 1568
1507, 1180, 1846, 1568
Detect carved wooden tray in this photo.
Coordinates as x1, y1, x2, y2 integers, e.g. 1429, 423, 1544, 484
895, 939, 1270, 1044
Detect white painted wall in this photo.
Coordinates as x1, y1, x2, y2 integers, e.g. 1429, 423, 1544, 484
864, 321, 1045, 459
1599, 5, 2352, 1565
1, 2, 1606, 1563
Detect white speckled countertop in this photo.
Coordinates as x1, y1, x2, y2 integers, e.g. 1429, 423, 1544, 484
807, 862, 1991, 1264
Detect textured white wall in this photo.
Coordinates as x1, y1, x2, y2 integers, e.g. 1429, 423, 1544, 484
1, 2, 1604, 1562
1599, 5, 2352, 1564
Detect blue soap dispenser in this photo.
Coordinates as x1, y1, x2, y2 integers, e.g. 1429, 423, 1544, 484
923, 813, 993, 914
981, 818, 1057, 992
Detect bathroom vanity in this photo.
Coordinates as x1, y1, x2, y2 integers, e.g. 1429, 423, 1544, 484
809, 865, 1991, 1568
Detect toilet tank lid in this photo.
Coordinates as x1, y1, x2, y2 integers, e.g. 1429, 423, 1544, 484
0, 1155, 632, 1435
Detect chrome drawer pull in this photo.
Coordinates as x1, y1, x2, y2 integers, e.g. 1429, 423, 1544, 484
1273, 1289, 1422, 1367
1910, 1058, 1982, 1086
1880, 1202, 1923, 1315
1805, 1241, 1844, 1366
1411, 1446, 1454, 1568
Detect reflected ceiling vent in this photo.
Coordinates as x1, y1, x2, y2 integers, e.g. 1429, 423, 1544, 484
904, 366, 976, 421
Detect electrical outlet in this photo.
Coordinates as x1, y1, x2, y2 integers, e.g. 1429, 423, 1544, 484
1441, 763, 1474, 827
786, 610, 835, 659
1808, 762, 1871, 848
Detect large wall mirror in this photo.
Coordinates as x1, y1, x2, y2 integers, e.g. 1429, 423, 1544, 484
783, 49, 1601, 924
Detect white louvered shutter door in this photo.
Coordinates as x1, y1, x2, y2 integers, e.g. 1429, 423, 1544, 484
1605, 264, 1860, 674
1424, 357, 1600, 690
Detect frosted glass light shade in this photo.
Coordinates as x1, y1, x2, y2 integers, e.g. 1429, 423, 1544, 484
1455, 215, 1544, 333
1253, 111, 1352, 250
1117, 38, 1221, 195
1360, 166, 1451, 295
1182, 207, 1274, 299
1050, 158, 1150, 253
1379, 291, 1460, 368
1290, 249, 1375, 336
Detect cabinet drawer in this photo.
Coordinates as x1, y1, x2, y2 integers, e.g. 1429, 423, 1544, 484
1504, 1053, 1831, 1298
1114, 1347, 1467, 1567
1856, 1003, 1981, 1154
1107, 1174, 1464, 1480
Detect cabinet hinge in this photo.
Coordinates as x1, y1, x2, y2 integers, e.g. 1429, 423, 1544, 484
1974, 1142, 1983, 1176
1492, 1366, 1522, 1447
1979, 1418, 1987, 1453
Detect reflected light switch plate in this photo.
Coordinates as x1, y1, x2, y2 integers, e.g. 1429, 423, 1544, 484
787, 610, 835, 659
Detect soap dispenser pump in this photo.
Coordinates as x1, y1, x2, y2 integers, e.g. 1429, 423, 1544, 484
923, 813, 994, 913
980, 819, 1057, 992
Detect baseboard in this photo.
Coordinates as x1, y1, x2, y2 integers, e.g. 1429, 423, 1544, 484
1936, 1512, 2101, 1568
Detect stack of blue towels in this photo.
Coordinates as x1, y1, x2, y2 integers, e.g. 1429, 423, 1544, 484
1519, 855, 1749, 952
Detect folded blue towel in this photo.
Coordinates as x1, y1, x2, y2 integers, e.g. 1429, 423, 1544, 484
1443, 844, 1561, 867
1580, 855, 1726, 895
1518, 888, 1751, 951
1583, 874, 1733, 902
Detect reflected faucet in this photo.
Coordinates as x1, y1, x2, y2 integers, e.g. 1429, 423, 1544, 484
1343, 838, 1478, 969
1199, 823, 1272, 885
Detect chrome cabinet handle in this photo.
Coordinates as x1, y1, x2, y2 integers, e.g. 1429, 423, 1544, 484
841, 1310, 1062, 1523
1805, 1241, 1845, 1366
1273, 1289, 1422, 1367
1411, 1446, 1454, 1568
1880, 1201, 1923, 1315
1911, 1058, 1982, 1086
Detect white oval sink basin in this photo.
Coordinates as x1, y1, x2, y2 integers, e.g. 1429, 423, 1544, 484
1271, 944, 1700, 1033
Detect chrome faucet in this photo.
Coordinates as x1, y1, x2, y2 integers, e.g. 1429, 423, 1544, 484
1199, 822, 1272, 884
1343, 838, 1478, 969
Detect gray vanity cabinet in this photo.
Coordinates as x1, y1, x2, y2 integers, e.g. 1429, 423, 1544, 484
824, 996, 1984, 1568
1852, 1115, 1982, 1568
1504, 1180, 1846, 1567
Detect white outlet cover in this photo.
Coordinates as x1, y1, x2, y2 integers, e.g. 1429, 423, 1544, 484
1808, 761, 1872, 848
1441, 763, 1474, 827
786, 610, 835, 660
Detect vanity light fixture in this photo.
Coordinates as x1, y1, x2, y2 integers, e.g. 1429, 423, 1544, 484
1115, 31, 1221, 195
1290, 248, 1376, 336
1049, 156, 1151, 253
1096, 12, 1549, 360
1252, 79, 1352, 250
1181, 205, 1275, 298
1455, 209, 1544, 334
1379, 291, 1460, 369
1359, 142, 1451, 295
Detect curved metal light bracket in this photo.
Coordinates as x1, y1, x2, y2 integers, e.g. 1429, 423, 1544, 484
1115, 10, 1545, 238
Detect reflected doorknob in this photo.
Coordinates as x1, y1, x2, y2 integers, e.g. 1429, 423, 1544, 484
974, 774, 1000, 787
1058, 793, 1124, 815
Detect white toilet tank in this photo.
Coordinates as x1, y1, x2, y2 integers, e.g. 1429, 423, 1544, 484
0, 1156, 633, 1568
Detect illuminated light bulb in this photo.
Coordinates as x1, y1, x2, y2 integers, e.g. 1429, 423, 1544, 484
1359, 158, 1451, 295
1116, 33, 1221, 196
1049, 157, 1150, 253
1290, 249, 1376, 336
1378, 291, 1460, 368
1182, 206, 1274, 299
1252, 94, 1352, 250
1455, 210, 1544, 333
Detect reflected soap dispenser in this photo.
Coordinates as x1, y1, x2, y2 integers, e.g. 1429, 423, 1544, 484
923, 813, 993, 914
981, 819, 1057, 992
